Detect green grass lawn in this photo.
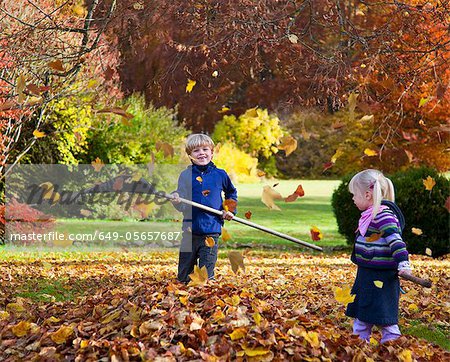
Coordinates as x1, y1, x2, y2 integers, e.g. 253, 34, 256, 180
223, 179, 347, 250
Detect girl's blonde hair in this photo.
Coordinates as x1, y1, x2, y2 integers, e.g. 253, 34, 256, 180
349, 169, 395, 218
185, 134, 215, 155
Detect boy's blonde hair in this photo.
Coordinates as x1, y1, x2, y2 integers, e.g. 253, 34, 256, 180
185, 134, 215, 155
349, 169, 395, 218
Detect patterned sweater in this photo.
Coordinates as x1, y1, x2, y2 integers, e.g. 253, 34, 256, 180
351, 208, 409, 270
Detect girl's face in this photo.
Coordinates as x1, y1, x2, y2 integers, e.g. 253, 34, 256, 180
352, 189, 373, 211
190, 145, 213, 166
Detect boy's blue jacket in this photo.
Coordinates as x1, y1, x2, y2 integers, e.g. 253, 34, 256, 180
174, 162, 237, 235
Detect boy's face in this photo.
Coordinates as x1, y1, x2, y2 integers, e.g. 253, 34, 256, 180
190, 145, 213, 166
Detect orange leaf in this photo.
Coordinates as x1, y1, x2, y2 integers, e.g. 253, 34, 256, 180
202, 190, 210, 196
156, 141, 174, 158
365, 232, 382, 242
285, 184, 305, 202
223, 199, 237, 213
91, 157, 104, 172
411, 227, 423, 236
310, 226, 322, 241
422, 176, 436, 191
205, 236, 215, 247
33, 129, 46, 138
97, 107, 134, 120
221, 228, 232, 242
188, 265, 208, 286
257, 170, 266, 177
277, 135, 297, 156
244, 211, 252, 219
47, 60, 65, 72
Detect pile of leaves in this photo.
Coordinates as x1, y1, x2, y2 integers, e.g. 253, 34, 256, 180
0, 251, 449, 361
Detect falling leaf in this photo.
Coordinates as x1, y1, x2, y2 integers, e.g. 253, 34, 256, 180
422, 176, 436, 191
323, 162, 334, 172
244, 211, 252, 219
411, 227, 423, 236
156, 141, 174, 158
51, 325, 74, 344
359, 115, 374, 122
91, 157, 104, 172
331, 149, 344, 163
196, 176, 203, 183
310, 226, 322, 241
348, 92, 359, 120
223, 199, 237, 213
261, 185, 283, 210
364, 148, 378, 157
404, 149, 414, 163
334, 285, 356, 306
205, 236, 215, 247
277, 135, 297, 156
212, 70, 219, 77
288, 34, 298, 44
188, 265, 208, 287
47, 60, 65, 72
418, 97, 431, 107
16, 74, 26, 103
186, 79, 196, 93
97, 106, 134, 120
257, 170, 266, 177
229, 328, 247, 340
202, 190, 210, 196
228, 251, 245, 274
425, 248, 432, 256
365, 232, 382, 242
33, 129, 46, 138
221, 228, 232, 242
374, 280, 384, 288
285, 184, 305, 202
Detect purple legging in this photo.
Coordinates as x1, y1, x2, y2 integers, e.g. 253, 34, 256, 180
353, 318, 401, 343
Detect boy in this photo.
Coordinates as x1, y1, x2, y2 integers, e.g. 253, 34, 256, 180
171, 134, 237, 283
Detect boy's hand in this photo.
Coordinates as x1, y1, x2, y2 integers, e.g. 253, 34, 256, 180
170, 192, 181, 204
222, 210, 234, 221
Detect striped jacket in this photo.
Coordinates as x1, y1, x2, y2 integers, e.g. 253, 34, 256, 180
351, 208, 409, 270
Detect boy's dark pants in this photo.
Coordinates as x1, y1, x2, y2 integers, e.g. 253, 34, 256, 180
177, 232, 219, 283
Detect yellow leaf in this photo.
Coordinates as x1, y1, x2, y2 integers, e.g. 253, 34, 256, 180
188, 265, 208, 287
12, 321, 32, 337
186, 79, 196, 93
16, 74, 26, 103
422, 176, 436, 191
0, 311, 10, 320
100, 310, 122, 324
408, 303, 419, 312
205, 236, 215, 247
229, 327, 247, 340
261, 185, 283, 210
222, 228, 232, 242
364, 148, 378, 157
348, 92, 359, 120
212, 309, 225, 322
80, 340, 89, 349
331, 149, 344, 163
334, 285, 356, 306
253, 312, 263, 326
418, 97, 431, 108
6, 303, 25, 313
179, 296, 188, 306
218, 106, 230, 113
425, 248, 432, 256
243, 346, 270, 357
302, 330, 320, 348
398, 349, 413, 362
374, 280, 384, 288
228, 251, 245, 274
33, 129, 46, 138
91, 157, 104, 172
370, 337, 378, 346
411, 227, 423, 236
277, 135, 297, 156
50, 325, 74, 344
196, 176, 203, 183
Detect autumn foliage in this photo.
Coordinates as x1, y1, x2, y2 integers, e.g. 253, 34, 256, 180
0, 251, 449, 360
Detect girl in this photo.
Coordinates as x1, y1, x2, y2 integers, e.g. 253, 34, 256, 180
346, 169, 413, 343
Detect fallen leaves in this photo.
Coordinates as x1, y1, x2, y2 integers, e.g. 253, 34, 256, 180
0, 252, 448, 360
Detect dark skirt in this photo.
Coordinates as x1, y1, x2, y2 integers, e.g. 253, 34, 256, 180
346, 266, 400, 326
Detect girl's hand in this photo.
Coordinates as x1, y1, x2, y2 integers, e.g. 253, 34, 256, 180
222, 210, 234, 220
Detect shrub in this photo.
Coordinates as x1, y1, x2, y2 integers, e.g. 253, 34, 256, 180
85, 93, 188, 164
213, 143, 259, 183
332, 167, 450, 257
212, 108, 284, 159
